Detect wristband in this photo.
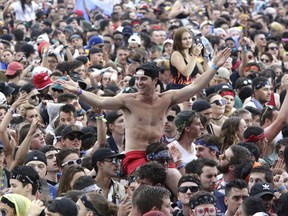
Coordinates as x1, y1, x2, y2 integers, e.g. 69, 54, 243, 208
96, 115, 107, 123
76, 87, 83, 96
42, 54, 48, 58
211, 63, 219, 70
191, 53, 198, 57
7, 107, 15, 114
275, 185, 286, 192
63, 45, 69, 49
177, 163, 185, 170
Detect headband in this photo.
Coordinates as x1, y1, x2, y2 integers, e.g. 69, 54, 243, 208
146, 150, 171, 161
254, 81, 271, 90
244, 65, 259, 73
81, 184, 102, 193
219, 90, 235, 97
282, 38, 288, 42
244, 132, 265, 142
190, 194, 216, 209
195, 139, 220, 152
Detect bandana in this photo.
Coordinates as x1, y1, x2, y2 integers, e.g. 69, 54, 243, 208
244, 65, 259, 73
219, 90, 235, 97
243, 132, 265, 142
254, 81, 271, 90
190, 194, 216, 209
146, 150, 171, 160
195, 139, 220, 152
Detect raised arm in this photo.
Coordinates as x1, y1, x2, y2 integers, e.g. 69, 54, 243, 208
170, 44, 203, 77
170, 48, 231, 105
265, 75, 288, 142
57, 76, 125, 110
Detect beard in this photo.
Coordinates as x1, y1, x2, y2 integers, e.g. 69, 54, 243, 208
217, 163, 230, 174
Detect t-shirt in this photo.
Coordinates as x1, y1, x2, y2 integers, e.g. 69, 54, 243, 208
11, 1, 39, 22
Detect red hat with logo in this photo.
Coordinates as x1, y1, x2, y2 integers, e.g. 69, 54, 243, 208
33, 72, 53, 90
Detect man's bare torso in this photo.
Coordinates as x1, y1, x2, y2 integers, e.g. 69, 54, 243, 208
120, 92, 172, 152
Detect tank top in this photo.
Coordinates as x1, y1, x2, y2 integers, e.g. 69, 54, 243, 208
169, 53, 199, 89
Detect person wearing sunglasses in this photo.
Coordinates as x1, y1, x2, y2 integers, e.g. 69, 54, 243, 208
207, 93, 228, 127
173, 175, 201, 216
266, 41, 280, 61
91, 147, 126, 205
60, 125, 84, 155
259, 52, 273, 68
160, 105, 180, 145
146, 143, 172, 170
189, 191, 217, 216
19, 83, 40, 107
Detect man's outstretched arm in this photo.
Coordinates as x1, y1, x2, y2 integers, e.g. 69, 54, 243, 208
57, 76, 124, 110
169, 48, 231, 106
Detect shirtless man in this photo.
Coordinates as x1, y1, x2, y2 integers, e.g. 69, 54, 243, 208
58, 48, 231, 176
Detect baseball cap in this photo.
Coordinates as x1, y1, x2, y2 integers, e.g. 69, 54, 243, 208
0, 92, 6, 105
24, 150, 47, 165
85, 36, 104, 49
32, 72, 53, 90
6, 62, 23, 76
69, 33, 81, 41
69, 72, 87, 90
214, 67, 230, 81
128, 35, 141, 45
0, 82, 15, 96
122, 26, 133, 36
61, 125, 84, 138
175, 110, 198, 139
63, 25, 74, 34
200, 20, 213, 29
136, 62, 159, 79
192, 100, 211, 112
105, 111, 123, 124
163, 39, 173, 46
250, 182, 274, 198
92, 147, 125, 167
48, 197, 78, 216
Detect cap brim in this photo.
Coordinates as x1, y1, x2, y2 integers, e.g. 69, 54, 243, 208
252, 192, 274, 198
108, 153, 126, 159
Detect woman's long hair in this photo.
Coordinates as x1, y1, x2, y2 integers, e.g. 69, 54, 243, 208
172, 27, 194, 59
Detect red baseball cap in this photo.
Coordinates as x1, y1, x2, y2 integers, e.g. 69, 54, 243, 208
6, 62, 23, 76
33, 72, 53, 90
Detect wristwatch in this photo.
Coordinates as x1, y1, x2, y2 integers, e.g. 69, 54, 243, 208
7, 107, 15, 114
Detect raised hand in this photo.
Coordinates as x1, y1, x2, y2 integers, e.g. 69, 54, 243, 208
212, 48, 231, 68
11, 92, 28, 110
56, 75, 79, 94
192, 43, 203, 56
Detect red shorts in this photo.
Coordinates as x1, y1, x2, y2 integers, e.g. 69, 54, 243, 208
123, 150, 175, 175
123, 151, 147, 175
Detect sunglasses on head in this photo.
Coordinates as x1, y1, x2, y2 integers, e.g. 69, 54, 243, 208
211, 98, 226, 106
61, 158, 82, 167
65, 134, 82, 141
167, 115, 175, 121
178, 186, 199, 193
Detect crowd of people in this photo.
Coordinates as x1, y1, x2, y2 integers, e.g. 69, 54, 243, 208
0, 0, 287, 215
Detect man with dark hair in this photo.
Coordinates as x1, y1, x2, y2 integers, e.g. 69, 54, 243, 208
135, 185, 173, 215
135, 162, 167, 187
72, 176, 101, 193
59, 103, 77, 126
224, 179, 249, 216
160, 105, 181, 144
248, 166, 273, 192
60, 125, 84, 155
91, 147, 126, 205
217, 145, 253, 193
174, 175, 201, 216
100, 20, 114, 35
9, 166, 40, 201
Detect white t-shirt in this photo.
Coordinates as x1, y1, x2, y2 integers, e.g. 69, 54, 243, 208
168, 140, 197, 164
11, 1, 39, 22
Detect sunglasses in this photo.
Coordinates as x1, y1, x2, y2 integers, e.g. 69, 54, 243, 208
65, 134, 82, 141
211, 98, 226, 106
155, 157, 171, 164
241, 79, 252, 87
67, 8, 74, 10
193, 207, 216, 216
268, 46, 278, 51
30, 94, 39, 100
248, 55, 254, 60
178, 186, 199, 193
167, 115, 175, 121
61, 158, 83, 167
260, 58, 270, 63
103, 158, 120, 165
